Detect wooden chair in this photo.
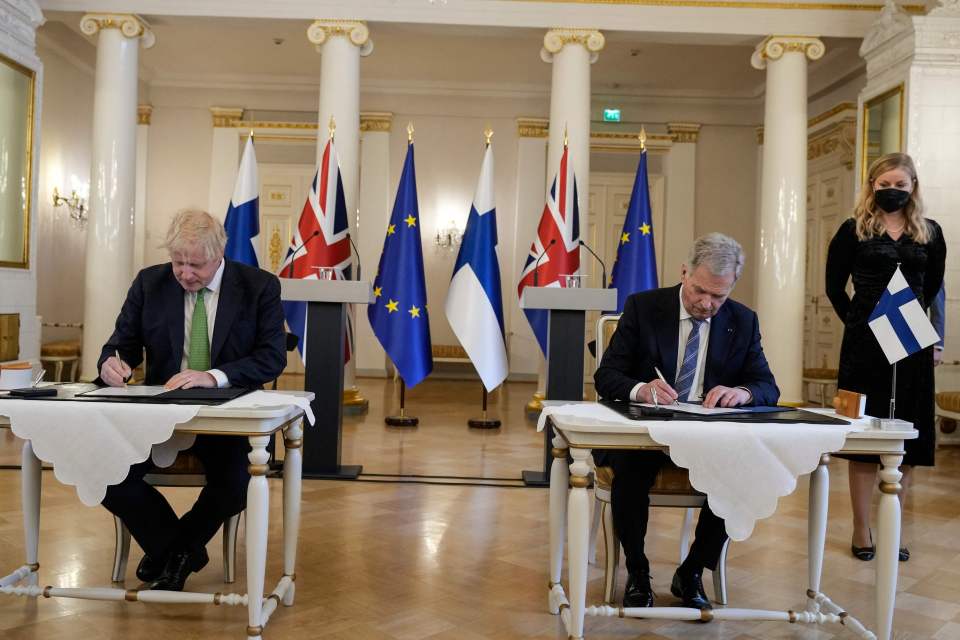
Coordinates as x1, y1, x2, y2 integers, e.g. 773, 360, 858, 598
802, 367, 839, 407
40, 340, 81, 382
589, 313, 730, 605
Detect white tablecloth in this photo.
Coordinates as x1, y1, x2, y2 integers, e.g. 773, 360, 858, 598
539, 403, 859, 540
0, 390, 314, 507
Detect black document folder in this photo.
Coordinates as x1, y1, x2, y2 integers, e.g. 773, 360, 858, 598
602, 399, 850, 425
73, 386, 252, 405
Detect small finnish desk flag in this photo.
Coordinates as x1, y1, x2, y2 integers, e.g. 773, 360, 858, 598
868, 266, 940, 364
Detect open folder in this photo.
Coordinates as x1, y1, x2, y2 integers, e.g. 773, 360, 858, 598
76, 386, 251, 405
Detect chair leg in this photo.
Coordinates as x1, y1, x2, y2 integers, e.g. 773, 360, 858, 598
223, 512, 241, 584
679, 507, 694, 564
713, 537, 731, 605
112, 516, 131, 583
602, 502, 619, 604
588, 494, 602, 566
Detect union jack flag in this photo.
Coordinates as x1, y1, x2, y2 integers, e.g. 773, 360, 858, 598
516, 143, 580, 356
279, 137, 352, 363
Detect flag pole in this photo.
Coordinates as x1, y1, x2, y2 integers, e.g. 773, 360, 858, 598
889, 361, 897, 420
469, 384, 501, 429
386, 378, 418, 427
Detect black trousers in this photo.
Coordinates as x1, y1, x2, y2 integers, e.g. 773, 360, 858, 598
102, 435, 250, 559
609, 450, 727, 576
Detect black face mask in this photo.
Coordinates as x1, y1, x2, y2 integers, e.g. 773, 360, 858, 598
874, 188, 911, 213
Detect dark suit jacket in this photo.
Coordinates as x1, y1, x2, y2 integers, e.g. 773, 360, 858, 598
97, 260, 287, 388
594, 284, 780, 406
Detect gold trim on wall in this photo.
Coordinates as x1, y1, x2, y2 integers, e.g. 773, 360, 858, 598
210, 107, 244, 128
137, 104, 152, 125
511, 0, 925, 12
517, 118, 549, 138
0, 52, 35, 270
360, 112, 393, 132
755, 126, 764, 145
808, 102, 856, 129
667, 122, 701, 143
859, 84, 905, 184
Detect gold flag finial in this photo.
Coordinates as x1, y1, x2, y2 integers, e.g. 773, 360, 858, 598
407, 122, 415, 143
639, 125, 646, 151
484, 126, 493, 146
328, 115, 336, 140
563, 123, 569, 147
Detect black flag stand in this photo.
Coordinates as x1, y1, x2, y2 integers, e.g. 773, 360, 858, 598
385, 379, 418, 426
468, 385, 501, 429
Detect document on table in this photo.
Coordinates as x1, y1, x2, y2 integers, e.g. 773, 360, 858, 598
630, 401, 749, 416
77, 385, 167, 398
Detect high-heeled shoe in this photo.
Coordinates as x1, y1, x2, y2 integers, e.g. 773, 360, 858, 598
899, 547, 910, 562
851, 530, 875, 561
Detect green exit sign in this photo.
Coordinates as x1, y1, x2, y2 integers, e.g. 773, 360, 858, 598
603, 108, 621, 122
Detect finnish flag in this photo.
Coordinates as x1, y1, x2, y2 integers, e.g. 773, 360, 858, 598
868, 266, 940, 364
223, 135, 260, 267
444, 142, 508, 391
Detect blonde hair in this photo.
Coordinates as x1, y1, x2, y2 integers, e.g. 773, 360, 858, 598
853, 152, 930, 244
161, 209, 227, 261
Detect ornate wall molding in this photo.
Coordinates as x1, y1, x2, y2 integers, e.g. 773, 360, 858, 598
0, 1, 43, 53
751, 35, 825, 69
210, 107, 244, 128
360, 112, 393, 132
79, 13, 155, 49
307, 19, 373, 56
808, 120, 856, 163
517, 117, 549, 138
137, 104, 152, 125
667, 122, 701, 143
541, 28, 604, 64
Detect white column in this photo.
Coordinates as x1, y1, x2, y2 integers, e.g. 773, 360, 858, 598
356, 113, 392, 377
79, 14, 155, 380
208, 107, 243, 218
511, 119, 549, 396
308, 20, 374, 409
663, 123, 700, 280
751, 36, 824, 404
134, 105, 151, 272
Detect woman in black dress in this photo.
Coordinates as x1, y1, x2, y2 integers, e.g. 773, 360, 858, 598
825, 152, 946, 562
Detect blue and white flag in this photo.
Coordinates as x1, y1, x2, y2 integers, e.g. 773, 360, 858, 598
224, 135, 260, 266
445, 141, 508, 392
868, 266, 940, 364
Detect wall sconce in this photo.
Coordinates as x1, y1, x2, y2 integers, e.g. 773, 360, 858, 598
434, 220, 462, 251
52, 187, 88, 226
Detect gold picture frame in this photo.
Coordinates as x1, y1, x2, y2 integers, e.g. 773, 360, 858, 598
0, 51, 36, 269
860, 84, 904, 185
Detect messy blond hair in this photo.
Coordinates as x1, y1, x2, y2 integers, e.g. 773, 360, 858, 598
161, 209, 227, 261
853, 152, 930, 244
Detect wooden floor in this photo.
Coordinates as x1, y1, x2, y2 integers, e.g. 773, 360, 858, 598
2, 377, 960, 639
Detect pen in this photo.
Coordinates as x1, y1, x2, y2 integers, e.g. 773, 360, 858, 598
115, 350, 128, 385
653, 366, 680, 406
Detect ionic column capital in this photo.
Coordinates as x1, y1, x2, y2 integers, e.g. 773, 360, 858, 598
80, 13, 155, 49
307, 20, 374, 56
541, 28, 605, 64
137, 104, 152, 126
751, 36, 824, 70
667, 122, 701, 144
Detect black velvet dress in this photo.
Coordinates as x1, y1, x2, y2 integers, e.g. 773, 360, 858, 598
825, 217, 946, 466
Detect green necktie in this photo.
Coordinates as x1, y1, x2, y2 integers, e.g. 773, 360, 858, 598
188, 288, 210, 371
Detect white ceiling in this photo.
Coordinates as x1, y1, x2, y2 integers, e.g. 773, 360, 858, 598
40, 12, 865, 101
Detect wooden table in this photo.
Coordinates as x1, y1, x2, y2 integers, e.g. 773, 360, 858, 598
0, 386, 311, 640
545, 407, 915, 640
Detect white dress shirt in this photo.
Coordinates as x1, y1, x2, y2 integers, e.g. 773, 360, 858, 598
180, 258, 229, 387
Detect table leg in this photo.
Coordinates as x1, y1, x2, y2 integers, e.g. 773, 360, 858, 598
548, 434, 569, 614
567, 448, 592, 640
282, 420, 303, 606
875, 453, 903, 640
807, 454, 830, 608
22, 442, 41, 587
246, 435, 271, 640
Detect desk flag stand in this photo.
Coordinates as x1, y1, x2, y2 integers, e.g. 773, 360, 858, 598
385, 379, 418, 426
468, 385, 501, 429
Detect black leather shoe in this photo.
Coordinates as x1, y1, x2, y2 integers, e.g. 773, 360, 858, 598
135, 554, 166, 583
149, 548, 209, 592
623, 571, 655, 608
851, 530, 874, 561
670, 567, 712, 610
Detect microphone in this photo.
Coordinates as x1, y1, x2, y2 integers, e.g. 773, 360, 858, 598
346, 232, 362, 281
282, 230, 320, 278
579, 239, 607, 288
532, 238, 557, 287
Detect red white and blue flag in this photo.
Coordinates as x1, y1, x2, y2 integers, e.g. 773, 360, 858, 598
516, 144, 581, 356
279, 137, 352, 363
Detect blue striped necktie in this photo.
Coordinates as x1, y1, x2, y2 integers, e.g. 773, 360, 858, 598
675, 318, 704, 402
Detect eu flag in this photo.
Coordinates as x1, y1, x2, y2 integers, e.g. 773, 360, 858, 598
368, 141, 433, 387
609, 148, 657, 312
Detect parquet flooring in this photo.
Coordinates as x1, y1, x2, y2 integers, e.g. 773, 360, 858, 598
2, 377, 959, 639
